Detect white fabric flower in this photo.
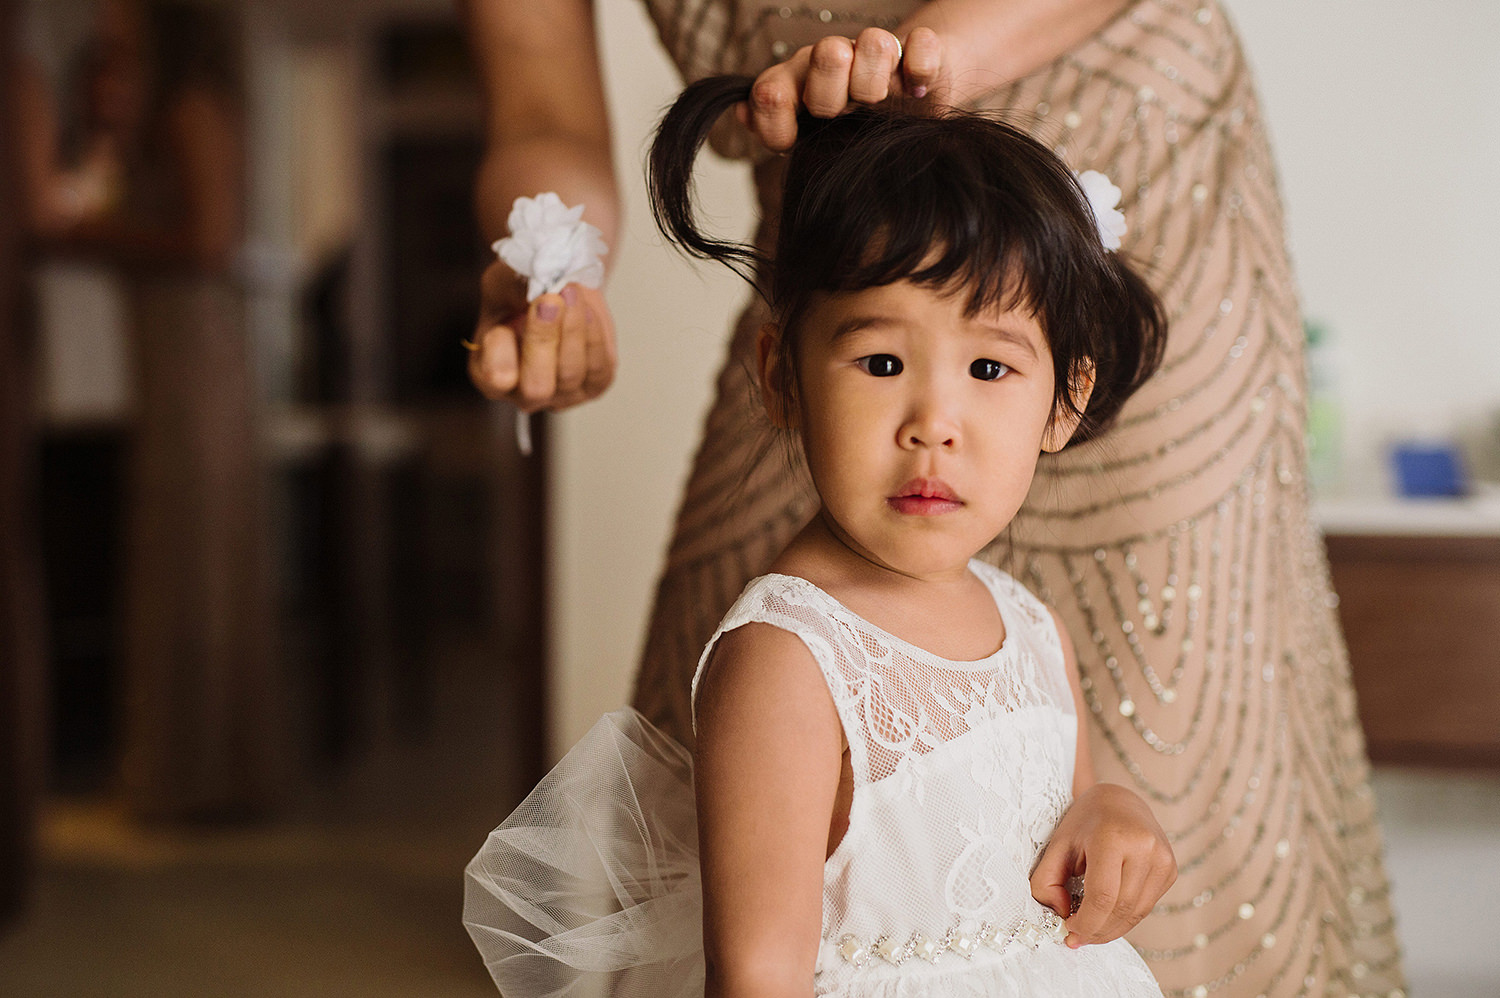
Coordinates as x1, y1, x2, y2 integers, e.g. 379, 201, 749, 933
493, 193, 608, 301
1074, 170, 1128, 251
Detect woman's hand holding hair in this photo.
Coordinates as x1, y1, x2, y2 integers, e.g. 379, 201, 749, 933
740, 26, 943, 151
1029, 782, 1177, 948
740, 0, 1130, 152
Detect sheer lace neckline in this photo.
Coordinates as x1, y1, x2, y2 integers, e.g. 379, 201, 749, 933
760, 562, 1019, 669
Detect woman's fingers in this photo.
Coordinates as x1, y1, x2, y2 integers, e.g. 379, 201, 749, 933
847, 27, 901, 104
553, 287, 589, 399
900, 26, 943, 99
748, 49, 808, 152
469, 259, 527, 399
800, 35, 856, 117
745, 28, 920, 152
469, 258, 617, 412
516, 294, 564, 410
468, 318, 520, 401
579, 286, 618, 400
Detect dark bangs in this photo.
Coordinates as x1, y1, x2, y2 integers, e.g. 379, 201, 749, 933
772, 106, 1110, 346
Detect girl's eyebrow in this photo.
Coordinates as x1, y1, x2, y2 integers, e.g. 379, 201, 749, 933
827, 314, 892, 343
974, 321, 1041, 361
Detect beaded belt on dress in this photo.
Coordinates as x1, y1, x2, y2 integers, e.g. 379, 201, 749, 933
817, 908, 1069, 973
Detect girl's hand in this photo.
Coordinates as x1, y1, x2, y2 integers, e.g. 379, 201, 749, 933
467, 259, 617, 413
738, 27, 944, 152
1029, 782, 1177, 948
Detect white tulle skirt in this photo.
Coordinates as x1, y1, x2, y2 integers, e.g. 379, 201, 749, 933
464, 709, 705, 998
464, 708, 1163, 998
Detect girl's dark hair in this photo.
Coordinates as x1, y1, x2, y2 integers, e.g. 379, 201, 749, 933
648, 76, 1167, 445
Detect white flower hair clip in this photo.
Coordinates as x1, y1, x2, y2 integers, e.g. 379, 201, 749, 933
491, 193, 608, 454
1074, 170, 1127, 251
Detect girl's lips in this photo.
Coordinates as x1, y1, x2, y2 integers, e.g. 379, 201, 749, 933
888, 478, 962, 515
888, 495, 963, 515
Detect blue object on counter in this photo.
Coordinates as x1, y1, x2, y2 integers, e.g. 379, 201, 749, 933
1391, 442, 1467, 497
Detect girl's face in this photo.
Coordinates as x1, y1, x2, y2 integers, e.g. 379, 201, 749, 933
766, 279, 1086, 582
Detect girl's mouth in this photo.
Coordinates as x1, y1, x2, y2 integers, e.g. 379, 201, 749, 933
887, 478, 963, 516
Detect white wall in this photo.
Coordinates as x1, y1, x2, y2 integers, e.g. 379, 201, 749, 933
548, 4, 754, 754
1230, 0, 1500, 490
549, 1, 1500, 751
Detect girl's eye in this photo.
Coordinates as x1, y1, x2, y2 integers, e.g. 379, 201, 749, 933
857, 354, 903, 377
970, 358, 1010, 382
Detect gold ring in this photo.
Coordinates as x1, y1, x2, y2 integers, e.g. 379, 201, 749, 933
461, 339, 480, 352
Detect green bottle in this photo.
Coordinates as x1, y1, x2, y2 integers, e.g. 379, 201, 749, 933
1304, 319, 1341, 497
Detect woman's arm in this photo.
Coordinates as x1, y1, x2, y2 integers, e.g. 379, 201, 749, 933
693, 622, 843, 998
899, 0, 1130, 103
460, 0, 618, 412
1030, 606, 1176, 948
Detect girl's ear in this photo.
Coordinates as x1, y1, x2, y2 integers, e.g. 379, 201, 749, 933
757, 322, 796, 429
1041, 359, 1096, 453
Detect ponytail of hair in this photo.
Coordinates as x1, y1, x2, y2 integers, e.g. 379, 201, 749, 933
648, 75, 764, 287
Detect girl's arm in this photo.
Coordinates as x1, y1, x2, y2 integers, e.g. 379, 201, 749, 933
459, 0, 619, 412
1030, 607, 1177, 948
694, 622, 844, 998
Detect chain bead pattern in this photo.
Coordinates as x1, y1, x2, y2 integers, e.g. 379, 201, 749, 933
633, 2, 1406, 996
830, 911, 1069, 971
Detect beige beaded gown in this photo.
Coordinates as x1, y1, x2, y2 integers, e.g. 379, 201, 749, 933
631, 2, 1404, 996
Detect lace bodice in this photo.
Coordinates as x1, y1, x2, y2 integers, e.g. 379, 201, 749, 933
693, 564, 1158, 995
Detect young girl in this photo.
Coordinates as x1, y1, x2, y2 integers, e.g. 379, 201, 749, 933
465, 77, 1175, 997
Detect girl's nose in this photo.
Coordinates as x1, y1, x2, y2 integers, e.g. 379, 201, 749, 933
898, 401, 959, 450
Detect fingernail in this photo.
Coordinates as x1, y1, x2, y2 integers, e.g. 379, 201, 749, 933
561, 285, 579, 306
537, 300, 560, 321
912, 85, 928, 99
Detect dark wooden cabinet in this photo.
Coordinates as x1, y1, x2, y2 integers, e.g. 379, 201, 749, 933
1327, 533, 1500, 767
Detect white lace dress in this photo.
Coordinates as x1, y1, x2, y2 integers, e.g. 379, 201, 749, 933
464, 561, 1162, 997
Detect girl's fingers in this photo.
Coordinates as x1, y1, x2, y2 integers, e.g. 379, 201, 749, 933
517, 293, 564, 410
848, 27, 901, 104
1066, 860, 1124, 948
1027, 838, 1079, 919
1108, 857, 1156, 938
900, 26, 943, 99
801, 35, 856, 118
